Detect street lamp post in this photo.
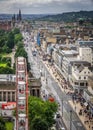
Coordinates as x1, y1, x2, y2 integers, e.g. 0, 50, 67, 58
70, 110, 72, 130
0, 106, 2, 116
62, 99, 63, 117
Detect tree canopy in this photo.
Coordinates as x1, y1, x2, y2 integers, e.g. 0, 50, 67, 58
0, 28, 22, 54
0, 28, 24, 74
28, 96, 58, 130
0, 66, 15, 74
13, 28, 20, 34
15, 42, 28, 59
0, 117, 6, 130
14, 33, 23, 44
31, 116, 48, 130
6, 32, 14, 49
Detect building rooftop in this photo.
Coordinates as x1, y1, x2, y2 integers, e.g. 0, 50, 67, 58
76, 40, 93, 47
28, 78, 41, 88
0, 78, 41, 90
62, 50, 78, 55
64, 57, 77, 62
0, 82, 16, 90
70, 61, 91, 66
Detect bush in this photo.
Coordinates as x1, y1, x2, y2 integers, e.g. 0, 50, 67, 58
0, 66, 15, 74
7, 62, 11, 67
6, 122, 13, 130
0, 57, 11, 65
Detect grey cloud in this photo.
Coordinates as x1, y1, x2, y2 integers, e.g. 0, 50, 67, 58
0, 0, 93, 14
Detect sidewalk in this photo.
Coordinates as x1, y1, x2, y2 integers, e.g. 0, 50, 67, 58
43, 61, 93, 130
69, 100, 93, 130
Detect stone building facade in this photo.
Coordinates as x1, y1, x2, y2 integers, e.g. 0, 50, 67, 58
0, 78, 41, 102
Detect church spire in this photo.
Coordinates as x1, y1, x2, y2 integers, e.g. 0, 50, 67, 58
18, 9, 22, 21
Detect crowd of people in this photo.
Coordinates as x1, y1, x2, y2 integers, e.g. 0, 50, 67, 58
45, 61, 93, 130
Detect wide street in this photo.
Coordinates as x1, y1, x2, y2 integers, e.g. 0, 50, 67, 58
23, 32, 66, 130
22, 31, 86, 130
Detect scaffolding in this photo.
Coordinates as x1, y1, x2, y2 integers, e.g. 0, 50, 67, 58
16, 57, 28, 130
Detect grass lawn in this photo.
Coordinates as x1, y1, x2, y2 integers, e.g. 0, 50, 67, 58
6, 122, 13, 130
0, 52, 12, 57
0, 63, 7, 67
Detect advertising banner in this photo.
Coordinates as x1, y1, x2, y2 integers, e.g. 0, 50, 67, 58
2, 102, 16, 110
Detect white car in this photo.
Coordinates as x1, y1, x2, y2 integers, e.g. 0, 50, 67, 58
51, 127, 56, 130
60, 127, 65, 130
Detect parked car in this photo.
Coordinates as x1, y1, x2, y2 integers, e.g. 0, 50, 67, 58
56, 112, 60, 118
51, 126, 56, 130
60, 127, 65, 130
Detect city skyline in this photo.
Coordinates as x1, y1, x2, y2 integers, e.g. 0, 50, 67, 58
0, 0, 93, 14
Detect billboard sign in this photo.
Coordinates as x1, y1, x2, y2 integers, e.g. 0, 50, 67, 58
2, 102, 16, 110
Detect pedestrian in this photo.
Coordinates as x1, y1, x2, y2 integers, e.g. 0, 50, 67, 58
72, 95, 75, 103
75, 105, 76, 111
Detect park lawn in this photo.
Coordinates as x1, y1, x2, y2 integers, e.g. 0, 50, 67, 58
0, 52, 12, 57
6, 122, 13, 130
4, 53, 12, 57
0, 63, 7, 67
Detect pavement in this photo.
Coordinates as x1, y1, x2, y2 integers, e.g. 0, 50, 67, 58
42, 61, 93, 130
23, 33, 92, 130
69, 101, 93, 130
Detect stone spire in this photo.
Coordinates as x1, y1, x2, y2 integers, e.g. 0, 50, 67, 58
18, 9, 22, 21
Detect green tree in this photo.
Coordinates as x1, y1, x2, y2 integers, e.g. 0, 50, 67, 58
0, 57, 11, 64
0, 117, 6, 130
0, 36, 7, 47
14, 33, 23, 44
7, 32, 15, 49
13, 28, 20, 34
31, 116, 48, 130
28, 96, 58, 130
15, 41, 28, 59
91, 18, 93, 25
15, 48, 27, 58
78, 18, 84, 25
0, 66, 14, 74
7, 62, 11, 67
2, 45, 11, 53
0, 29, 5, 36
16, 41, 24, 49
15, 41, 30, 71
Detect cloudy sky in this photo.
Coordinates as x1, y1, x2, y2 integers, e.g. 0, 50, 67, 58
0, 0, 93, 14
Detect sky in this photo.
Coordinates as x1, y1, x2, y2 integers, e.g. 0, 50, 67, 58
0, 0, 93, 14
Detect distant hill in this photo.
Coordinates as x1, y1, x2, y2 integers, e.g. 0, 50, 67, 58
37, 11, 93, 22
22, 14, 47, 20
0, 14, 12, 20
0, 14, 47, 20
0, 11, 93, 22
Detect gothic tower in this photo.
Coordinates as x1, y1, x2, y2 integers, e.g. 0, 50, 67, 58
18, 9, 22, 22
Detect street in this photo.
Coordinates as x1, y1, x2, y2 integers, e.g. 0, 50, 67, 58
22, 31, 86, 130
